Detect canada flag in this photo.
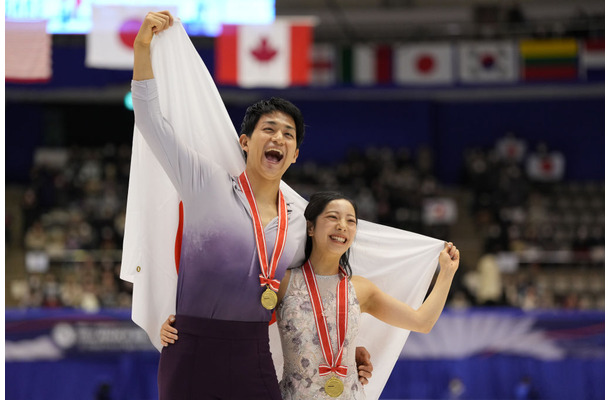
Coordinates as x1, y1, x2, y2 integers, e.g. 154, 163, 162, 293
216, 18, 315, 88
86, 5, 176, 70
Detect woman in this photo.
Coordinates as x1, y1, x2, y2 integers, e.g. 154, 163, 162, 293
162, 192, 459, 398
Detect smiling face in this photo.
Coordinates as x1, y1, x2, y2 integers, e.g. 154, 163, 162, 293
239, 111, 299, 183
307, 199, 358, 259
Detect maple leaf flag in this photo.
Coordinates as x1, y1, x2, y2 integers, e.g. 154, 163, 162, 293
216, 17, 316, 88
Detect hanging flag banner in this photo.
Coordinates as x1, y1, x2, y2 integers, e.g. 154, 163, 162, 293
309, 43, 337, 86
86, 5, 176, 70
579, 38, 604, 81
457, 41, 518, 83
519, 38, 578, 81
216, 17, 316, 88
393, 43, 454, 85
351, 43, 393, 86
5, 20, 52, 83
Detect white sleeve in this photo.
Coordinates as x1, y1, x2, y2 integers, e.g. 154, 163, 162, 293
131, 79, 205, 197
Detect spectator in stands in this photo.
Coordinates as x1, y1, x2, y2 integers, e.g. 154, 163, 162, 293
476, 244, 504, 306
24, 221, 47, 251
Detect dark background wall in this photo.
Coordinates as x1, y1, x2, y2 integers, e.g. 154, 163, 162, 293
7, 94, 604, 184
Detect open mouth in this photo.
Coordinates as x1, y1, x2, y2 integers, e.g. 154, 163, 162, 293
265, 149, 284, 163
330, 235, 347, 244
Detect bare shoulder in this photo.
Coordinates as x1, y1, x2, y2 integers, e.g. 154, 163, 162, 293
350, 275, 369, 287
277, 269, 293, 303
350, 275, 377, 309
350, 275, 379, 293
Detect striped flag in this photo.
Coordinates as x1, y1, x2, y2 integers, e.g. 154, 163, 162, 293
216, 18, 315, 88
86, 6, 177, 70
5, 20, 52, 83
580, 38, 604, 81
458, 41, 518, 83
519, 38, 578, 81
309, 43, 336, 86
336, 44, 392, 86
394, 43, 454, 85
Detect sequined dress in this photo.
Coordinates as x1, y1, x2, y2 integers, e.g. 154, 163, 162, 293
277, 267, 365, 399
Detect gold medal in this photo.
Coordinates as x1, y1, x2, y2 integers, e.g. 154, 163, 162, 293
324, 376, 344, 397
261, 287, 278, 310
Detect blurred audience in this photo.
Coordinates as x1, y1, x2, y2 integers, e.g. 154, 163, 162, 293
12, 144, 132, 310
8, 136, 604, 311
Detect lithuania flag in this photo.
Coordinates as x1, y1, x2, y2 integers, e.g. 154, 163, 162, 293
519, 38, 578, 81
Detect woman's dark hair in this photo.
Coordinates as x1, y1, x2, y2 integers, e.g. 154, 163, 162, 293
239, 97, 305, 148
304, 191, 358, 277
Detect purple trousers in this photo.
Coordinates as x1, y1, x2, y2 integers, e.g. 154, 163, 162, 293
157, 315, 282, 400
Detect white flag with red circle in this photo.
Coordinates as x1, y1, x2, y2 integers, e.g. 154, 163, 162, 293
216, 17, 315, 88
86, 5, 175, 70
393, 43, 454, 85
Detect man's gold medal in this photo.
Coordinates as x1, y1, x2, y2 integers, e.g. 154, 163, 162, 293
261, 287, 278, 310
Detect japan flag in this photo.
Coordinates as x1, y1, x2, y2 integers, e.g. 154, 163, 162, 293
86, 5, 175, 70
393, 43, 454, 85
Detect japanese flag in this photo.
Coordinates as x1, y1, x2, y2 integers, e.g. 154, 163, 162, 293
216, 18, 315, 88
86, 5, 175, 70
394, 43, 454, 85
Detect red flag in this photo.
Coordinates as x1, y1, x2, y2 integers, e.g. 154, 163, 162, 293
216, 18, 315, 88
5, 20, 52, 83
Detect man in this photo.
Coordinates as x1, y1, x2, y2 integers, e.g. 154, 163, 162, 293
131, 11, 372, 399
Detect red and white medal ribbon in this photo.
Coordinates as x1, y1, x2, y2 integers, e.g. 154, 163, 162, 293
238, 171, 288, 294
302, 260, 349, 378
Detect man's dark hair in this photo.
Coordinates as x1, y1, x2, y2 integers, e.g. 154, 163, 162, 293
239, 97, 305, 148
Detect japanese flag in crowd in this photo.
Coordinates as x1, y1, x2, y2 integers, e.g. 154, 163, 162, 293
458, 41, 518, 83
5, 20, 52, 83
216, 18, 315, 88
526, 152, 565, 182
422, 198, 458, 226
86, 5, 175, 70
393, 43, 454, 85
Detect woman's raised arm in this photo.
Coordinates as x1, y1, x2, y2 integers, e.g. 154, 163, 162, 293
354, 242, 459, 333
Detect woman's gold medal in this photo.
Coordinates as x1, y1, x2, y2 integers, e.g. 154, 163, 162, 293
261, 286, 278, 310
324, 376, 344, 397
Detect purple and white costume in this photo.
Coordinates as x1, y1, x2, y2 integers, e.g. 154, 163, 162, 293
132, 79, 305, 322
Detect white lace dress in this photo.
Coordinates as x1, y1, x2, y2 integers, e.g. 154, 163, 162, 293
277, 268, 365, 399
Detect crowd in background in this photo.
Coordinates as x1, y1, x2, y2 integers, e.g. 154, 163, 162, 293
7, 134, 604, 312
10, 144, 132, 310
